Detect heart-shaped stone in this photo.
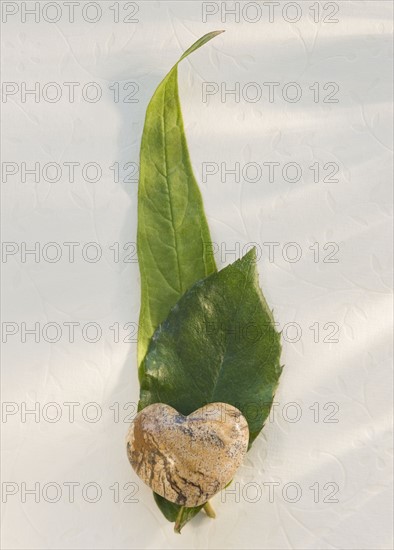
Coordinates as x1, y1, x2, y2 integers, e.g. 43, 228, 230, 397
126, 402, 249, 507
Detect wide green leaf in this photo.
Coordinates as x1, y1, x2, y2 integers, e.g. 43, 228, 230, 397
137, 31, 223, 368
139, 248, 282, 446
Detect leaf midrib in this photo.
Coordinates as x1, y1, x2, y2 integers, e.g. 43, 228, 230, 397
210, 261, 253, 402
162, 71, 183, 296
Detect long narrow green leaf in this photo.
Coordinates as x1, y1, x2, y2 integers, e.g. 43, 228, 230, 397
137, 31, 224, 368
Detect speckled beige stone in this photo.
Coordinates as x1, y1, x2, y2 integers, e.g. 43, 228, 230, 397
126, 402, 249, 507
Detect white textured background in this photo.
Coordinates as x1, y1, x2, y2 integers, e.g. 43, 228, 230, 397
1, 1, 393, 549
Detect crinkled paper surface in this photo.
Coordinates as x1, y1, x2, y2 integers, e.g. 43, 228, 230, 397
1, 1, 393, 549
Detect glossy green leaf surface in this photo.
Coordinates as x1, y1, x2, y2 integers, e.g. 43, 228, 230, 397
137, 31, 223, 368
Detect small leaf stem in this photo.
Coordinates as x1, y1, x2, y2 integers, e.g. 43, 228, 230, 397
203, 501, 216, 518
